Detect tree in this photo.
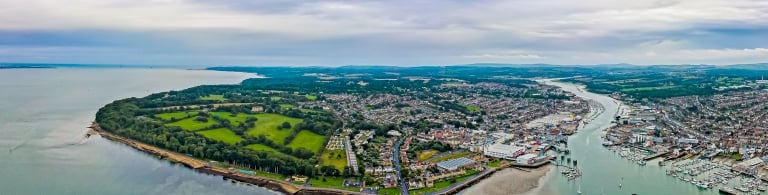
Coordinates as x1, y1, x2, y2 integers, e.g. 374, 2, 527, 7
281, 122, 292, 129
342, 166, 351, 177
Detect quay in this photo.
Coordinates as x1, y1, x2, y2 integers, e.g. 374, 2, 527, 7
643, 152, 669, 161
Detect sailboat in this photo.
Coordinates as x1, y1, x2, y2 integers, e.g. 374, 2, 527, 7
577, 182, 582, 194
619, 177, 623, 188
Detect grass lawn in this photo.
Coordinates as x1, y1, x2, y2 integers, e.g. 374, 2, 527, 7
320, 149, 347, 171
166, 117, 218, 131
305, 94, 318, 101
465, 105, 481, 112
255, 170, 287, 180
379, 188, 401, 195
246, 144, 295, 159
287, 130, 325, 153
409, 169, 479, 195
364, 105, 373, 110
280, 104, 295, 110
197, 128, 243, 145
488, 160, 503, 168
309, 177, 358, 191
154, 111, 198, 121
209, 112, 255, 126
200, 94, 228, 101
246, 114, 303, 144
417, 150, 439, 161
270, 96, 282, 101
428, 151, 470, 163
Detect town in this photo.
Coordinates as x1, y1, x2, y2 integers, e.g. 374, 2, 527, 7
292, 78, 591, 194
603, 78, 768, 194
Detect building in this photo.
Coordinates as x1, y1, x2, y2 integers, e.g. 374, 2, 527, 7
484, 143, 525, 160
677, 138, 699, 145
436, 157, 477, 171
516, 154, 538, 165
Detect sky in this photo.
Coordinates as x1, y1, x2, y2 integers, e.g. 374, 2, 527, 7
0, 0, 767, 66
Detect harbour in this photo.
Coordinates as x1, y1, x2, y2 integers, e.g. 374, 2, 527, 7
529, 80, 753, 195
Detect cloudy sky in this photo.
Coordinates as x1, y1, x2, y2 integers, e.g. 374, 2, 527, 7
1, 0, 767, 66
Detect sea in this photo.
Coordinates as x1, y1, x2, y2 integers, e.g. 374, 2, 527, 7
0, 68, 746, 195
0, 68, 278, 195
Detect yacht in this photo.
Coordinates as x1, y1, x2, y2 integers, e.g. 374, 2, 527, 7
577, 183, 582, 194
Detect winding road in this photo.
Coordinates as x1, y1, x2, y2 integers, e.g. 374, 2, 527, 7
394, 136, 409, 195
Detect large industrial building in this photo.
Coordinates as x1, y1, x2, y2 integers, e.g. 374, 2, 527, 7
483, 143, 525, 160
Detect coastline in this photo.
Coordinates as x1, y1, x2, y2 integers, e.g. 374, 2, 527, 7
461, 79, 592, 195
462, 166, 551, 195
88, 122, 359, 195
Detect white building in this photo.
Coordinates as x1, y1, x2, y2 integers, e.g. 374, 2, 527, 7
484, 143, 525, 160
387, 130, 403, 137
516, 154, 538, 165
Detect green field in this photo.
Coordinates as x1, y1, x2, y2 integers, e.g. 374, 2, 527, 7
209, 112, 254, 126
154, 111, 198, 121
320, 149, 347, 171
308, 177, 358, 191
428, 151, 470, 163
245, 144, 296, 159
488, 160, 503, 168
305, 94, 318, 101
287, 130, 325, 153
166, 117, 218, 131
246, 114, 303, 143
200, 94, 228, 101
417, 150, 439, 161
270, 96, 282, 101
255, 170, 287, 180
280, 104, 295, 110
465, 105, 480, 112
197, 128, 243, 145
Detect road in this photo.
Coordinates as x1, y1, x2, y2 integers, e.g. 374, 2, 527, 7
394, 136, 409, 195
430, 166, 493, 195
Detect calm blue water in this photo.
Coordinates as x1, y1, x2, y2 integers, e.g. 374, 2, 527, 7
0, 68, 277, 195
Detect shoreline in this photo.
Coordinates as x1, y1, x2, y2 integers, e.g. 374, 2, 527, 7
462, 166, 551, 195
87, 122, 360, 195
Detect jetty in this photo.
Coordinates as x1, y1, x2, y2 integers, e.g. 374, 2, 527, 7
643, 152, 670, 161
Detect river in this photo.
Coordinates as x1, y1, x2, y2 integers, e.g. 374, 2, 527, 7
0, 68, 278, 195
523, 80, 723, 195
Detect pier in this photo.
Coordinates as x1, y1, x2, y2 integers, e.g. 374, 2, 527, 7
643, 152, 669, 161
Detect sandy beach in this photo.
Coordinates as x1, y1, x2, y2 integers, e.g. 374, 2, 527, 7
462, 166, 551, 195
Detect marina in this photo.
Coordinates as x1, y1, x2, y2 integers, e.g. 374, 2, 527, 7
666, 159, 768, 194
531, 80, 763, 195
